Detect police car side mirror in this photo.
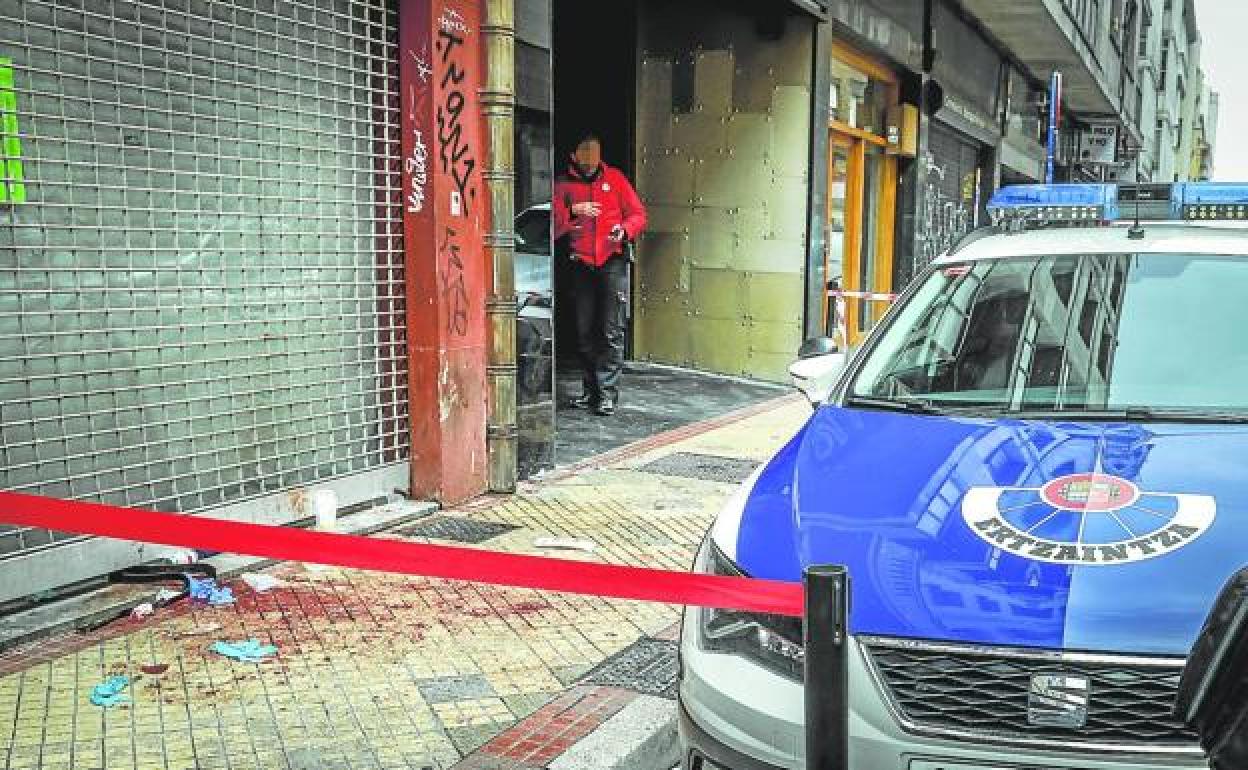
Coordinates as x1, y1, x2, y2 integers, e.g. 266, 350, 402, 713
1174, 567, 1248, 770
790, 338, 846, 407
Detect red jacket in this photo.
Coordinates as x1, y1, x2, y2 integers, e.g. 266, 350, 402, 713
553, 163, 647, 267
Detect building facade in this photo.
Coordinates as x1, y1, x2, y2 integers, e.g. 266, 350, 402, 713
1139, 0, 1210, 182
0, 0, 1221, 604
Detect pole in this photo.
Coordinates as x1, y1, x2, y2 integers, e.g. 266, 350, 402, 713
804, 565, 850, 769
482, 0, 519, 493
1046, 71, 1062, 184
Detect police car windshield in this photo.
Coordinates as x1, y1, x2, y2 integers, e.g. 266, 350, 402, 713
851, 253, 1248, 416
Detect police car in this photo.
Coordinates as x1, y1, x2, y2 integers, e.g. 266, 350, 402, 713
679, 182, 1248, 770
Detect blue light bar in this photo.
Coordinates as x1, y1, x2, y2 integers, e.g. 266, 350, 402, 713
986, 182, 1248, 229
1174, 183, 1248, 221
988, 184, 1119, 225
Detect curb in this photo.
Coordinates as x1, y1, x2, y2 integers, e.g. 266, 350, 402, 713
449, 685, 679, 770
548, 694, 679, 770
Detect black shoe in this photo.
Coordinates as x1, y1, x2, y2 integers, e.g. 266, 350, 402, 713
568, 393, 597, 409
594, 396, 616, 416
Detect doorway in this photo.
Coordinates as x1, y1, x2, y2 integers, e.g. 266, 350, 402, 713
515, 0, 820, 475
825, 46, 899, 348
551, 0, 638, 371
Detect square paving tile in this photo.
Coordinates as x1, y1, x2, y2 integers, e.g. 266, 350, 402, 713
446, 722, 514, 756
417, 674, 497, 704
501, 692, 555, 721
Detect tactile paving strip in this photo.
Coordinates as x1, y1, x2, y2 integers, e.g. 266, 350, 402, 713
635, 452, 760, 484
399, 516, 521, 544
575, 637, 678, 698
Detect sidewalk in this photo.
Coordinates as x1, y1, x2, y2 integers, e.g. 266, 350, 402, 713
0, 395, 809, 770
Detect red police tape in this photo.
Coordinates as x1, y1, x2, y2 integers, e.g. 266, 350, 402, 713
0, 491, 804, 618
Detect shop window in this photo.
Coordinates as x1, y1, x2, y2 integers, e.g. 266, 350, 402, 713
830, 58, 889, 135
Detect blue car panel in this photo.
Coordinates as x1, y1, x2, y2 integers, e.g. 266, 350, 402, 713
734, 406, 1248, 656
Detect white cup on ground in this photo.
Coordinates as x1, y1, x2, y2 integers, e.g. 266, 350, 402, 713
312, 489, 338, 532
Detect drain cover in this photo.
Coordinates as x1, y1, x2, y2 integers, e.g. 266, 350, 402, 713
577, 637, 678, 698
398, 516, 519, 544
636, 452, 759, 484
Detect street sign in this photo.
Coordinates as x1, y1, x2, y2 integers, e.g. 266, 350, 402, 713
1080, 123, 1119, 165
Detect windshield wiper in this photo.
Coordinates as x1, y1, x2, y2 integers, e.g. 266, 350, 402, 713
844, 395, 949, 415
1009, 406, 1248, 424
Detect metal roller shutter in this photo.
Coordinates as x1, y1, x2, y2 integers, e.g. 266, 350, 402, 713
912, 121, 986, 273
0, 0, 409, 603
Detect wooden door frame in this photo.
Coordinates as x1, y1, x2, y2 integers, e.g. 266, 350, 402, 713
826, 44, 900, 346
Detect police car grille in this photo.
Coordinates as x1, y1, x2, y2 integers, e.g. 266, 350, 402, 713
865, 642, 1200, 749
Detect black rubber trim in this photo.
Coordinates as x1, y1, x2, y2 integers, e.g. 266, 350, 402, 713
678, 698, 787, 770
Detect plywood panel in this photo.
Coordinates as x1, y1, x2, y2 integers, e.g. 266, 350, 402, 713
635, 0, 815, 380
639, 57, 674, 151
694, 50, 735, 114
770, 86, 811, 176
766, 174, 810, 240
748, 319, 804, 357
690, 267, 746, 320
694, 151, 769, 208
637, 232, 691, 294
725, 113, 772, 164
743, 350, 793, 383
671, 111, 727, 157
745, 271, 804, 324
638, 150, 695, 206
688, 207, 736, 270
732, 23, 813, 91
690, 317, 753, 376
736, 206, 771, 240
636, 294, 692, 366
645, 204, 694, 235
733, 237, 805, 275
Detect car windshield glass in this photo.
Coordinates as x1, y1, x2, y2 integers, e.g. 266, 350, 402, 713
851, 253, 1248, 414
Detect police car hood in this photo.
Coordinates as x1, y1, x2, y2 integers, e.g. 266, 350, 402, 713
730, 406, 1248, 656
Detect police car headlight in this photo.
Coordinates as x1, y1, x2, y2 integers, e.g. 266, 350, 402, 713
693, 537, 805, 681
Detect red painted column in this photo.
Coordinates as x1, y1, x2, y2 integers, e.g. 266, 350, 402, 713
399, 0, 489, 503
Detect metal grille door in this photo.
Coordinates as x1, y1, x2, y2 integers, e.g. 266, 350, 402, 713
0, 0, 409, 603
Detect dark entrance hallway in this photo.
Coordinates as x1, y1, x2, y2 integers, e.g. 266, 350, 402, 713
554, 364, 788, 465
519, 0, 798, 473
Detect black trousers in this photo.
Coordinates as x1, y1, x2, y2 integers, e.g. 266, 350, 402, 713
571, 256, 629, 400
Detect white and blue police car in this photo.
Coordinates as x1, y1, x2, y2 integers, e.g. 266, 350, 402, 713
679, 182, 1248, 770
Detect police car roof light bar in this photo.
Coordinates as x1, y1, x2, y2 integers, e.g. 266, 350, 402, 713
988, 182, 1248, 229
1175, 183, 1248, 222
987, 184, 1119, 228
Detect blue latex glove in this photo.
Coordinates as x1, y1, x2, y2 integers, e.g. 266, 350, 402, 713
186, 575, 235, 606
90, 676, 131, 707
211, 639, 277, 663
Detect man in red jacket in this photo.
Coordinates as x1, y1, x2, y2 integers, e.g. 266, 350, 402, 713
553, 133, 647, 416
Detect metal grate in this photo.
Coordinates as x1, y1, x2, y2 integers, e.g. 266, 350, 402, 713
0, 0, 407, 559
577, 637, 678, 698
398, 516, 519, 545
636, 452, 760, 484
865, 641, 1200, 750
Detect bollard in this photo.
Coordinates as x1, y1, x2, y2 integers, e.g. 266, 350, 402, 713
804, 564, 850, 769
